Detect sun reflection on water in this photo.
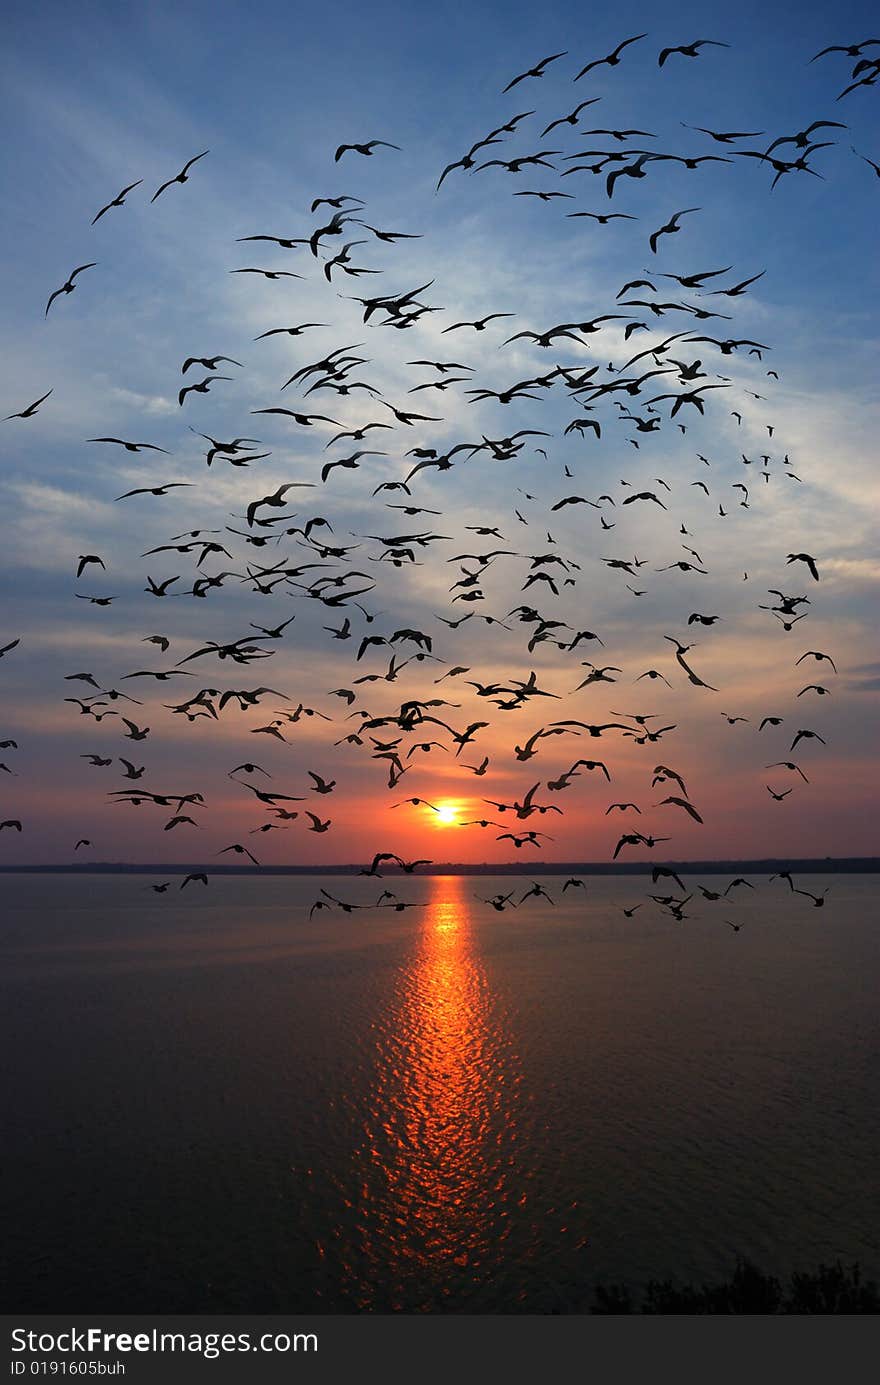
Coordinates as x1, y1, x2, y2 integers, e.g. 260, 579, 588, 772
348, 875, 524, 1309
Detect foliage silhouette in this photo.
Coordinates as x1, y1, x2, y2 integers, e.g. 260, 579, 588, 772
591, 1259, 879, 1313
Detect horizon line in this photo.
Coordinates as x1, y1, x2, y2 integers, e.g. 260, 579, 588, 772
1, 856, 877, 876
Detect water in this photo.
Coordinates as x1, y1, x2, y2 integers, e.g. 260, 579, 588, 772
3, 872, 879, 1312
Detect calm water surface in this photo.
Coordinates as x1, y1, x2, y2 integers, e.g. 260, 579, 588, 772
3, 872, 879, 1311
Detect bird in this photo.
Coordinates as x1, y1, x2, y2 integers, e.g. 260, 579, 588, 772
5, 389, 53, 420
786, 552, 819, 581
574, 34, 647, 81
151, 151, 209, 202
76, 555, 105, 579
442, 314, 514, 333
810, 39, 880, 61
724, 879, 754, 895
658, 39, 730, 67
218, 843, 260, 865
45, 264, 96, 316
766, 762, 809, 782
541, 99, 602, 136
789, 729, 826, 752
179, 375, 232, 407
502, 51, 567, 93
770, 871, 796, 890
606, 154, 658, 198
656, 795, 704, 823
851, 146, 880, 177
710, 271, 765, 297
794, 887, 829, 908
837, 70, 880, 101
613, 832, 670, 859
681, 125, 763, 144
796, 651, 837, 672
515, 190, 575, 202
479, 891, 519, 911
334, 140, 400, 161
115, 484, 193, 501
145, 576, 179, 597
764, 121, 846, 155
88, 436, 169, 453
231, 267, 303, 281
118, 717, 149, 741
567, 210, 636, 224
254, 323, 328, 341
520, 881, 555, 904
437, 138, 504, 190
91, 179, 143, 225
182, 355, 242, 374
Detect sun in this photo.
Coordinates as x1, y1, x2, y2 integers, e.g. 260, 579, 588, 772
433, 801, 460, 827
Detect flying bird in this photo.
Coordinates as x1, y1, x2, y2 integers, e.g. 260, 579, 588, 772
5, 389, 53, 420
786, 552, 820, 581
45, 264, 96, 316
182, 355, 242, 374
502, 51, 567, 93
178, 375, 232, 407
334, 140, 401, 161
151, 151, 209, 202
658, 39, 730, 67
575, 34, 647, 81
91, 179, 143, 224
87, 436, 169, 453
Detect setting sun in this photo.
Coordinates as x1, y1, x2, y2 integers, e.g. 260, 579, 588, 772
433, 802, 460, 827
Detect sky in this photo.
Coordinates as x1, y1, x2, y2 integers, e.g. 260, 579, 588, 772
0, 0, 878, 866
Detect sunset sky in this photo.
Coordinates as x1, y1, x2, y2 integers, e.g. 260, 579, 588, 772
1, 0, 878, 865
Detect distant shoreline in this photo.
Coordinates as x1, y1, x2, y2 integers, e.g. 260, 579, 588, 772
0, 858, 876, 877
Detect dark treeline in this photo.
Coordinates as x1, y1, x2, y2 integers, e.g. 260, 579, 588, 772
1, 858, 877, 876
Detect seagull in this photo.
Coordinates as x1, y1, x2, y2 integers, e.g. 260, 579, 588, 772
151, 151, 209, 202
795, 651, 837, 672
502, 51, 567, 93
575, 34, 647, 81
810, 40, 880, 62
334, 140, 400, 161
91, 179, 143, 225
115, 484, 193, 501
45, 264, 96, 316
658, 39, 730, 67
181, 355, 242, 374
5, 389, 53, 420
179, 375, 232, 407
87, 437, 169, 453
786, 552, 819, 581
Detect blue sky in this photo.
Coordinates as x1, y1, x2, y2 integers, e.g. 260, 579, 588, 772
1, 0, 878, 864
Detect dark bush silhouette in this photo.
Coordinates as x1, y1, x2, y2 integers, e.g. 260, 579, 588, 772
592, 1259, 879, 1314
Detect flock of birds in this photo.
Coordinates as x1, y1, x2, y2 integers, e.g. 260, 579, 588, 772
3, 30, 876, 927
